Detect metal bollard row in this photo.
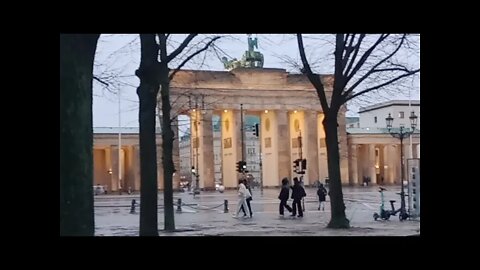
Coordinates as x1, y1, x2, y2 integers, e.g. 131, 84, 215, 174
130, 199, 137, 214
176, 198, 182, 213
127, 198, 229, 214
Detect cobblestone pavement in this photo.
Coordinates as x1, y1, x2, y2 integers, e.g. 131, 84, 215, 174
94, 186, 420, 236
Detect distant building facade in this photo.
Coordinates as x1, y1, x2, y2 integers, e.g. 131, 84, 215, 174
92, 64, 419, 191
179, 115, 261, 187
347, 100, 420, 186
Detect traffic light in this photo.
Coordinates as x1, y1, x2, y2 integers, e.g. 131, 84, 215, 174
237, 161, 247, 173
236, 161, 242, 173
301, 159, 307, 171
191, 166, 196, 175
293, 159, 307, 174
253, 123, 259, 137
293, 159, 300, 173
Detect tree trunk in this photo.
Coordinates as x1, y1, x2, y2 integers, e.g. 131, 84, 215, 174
137, 34, 160, 236
324, 110, 350, 229
60, 34, 99, 236
159, 65, 175, 231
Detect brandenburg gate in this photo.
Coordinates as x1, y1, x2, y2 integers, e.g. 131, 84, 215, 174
169, 67, 349, 189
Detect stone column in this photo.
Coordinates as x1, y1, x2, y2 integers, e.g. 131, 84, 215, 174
356, 145, 364, 184
368, 144, 377, 185
348, 143, 358, 185
338, 107, 349, 184
261, 110, 290, 187
260, 110, 279, 187
220, 109, 242, 188
290, 110, 315, 185
317, 113, 328, 183
198, 110, 215, 190
93, 148, 108, 187
386, 144, 398, 185
357, 145, 367, 184
305, 111, 319, 186
109, 145, 120, 192
172, 117, 181, 190
124, 146, 133, 192
133, 145, 141, 191
276, 110, 290, 185
378, 145, 385, 185
104, 148, 112, 192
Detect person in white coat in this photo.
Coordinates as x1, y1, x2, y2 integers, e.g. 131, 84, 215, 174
233, 179, 251, 218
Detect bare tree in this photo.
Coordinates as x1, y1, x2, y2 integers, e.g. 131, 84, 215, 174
297, 33, 420, 228
60, 34, 100, 236
135, 34, 160, 236
136, 34, 220, 234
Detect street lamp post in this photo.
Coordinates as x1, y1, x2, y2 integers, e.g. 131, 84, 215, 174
193, 118, 200, 195
118, 88, 122, 195
385, 111, 418, 221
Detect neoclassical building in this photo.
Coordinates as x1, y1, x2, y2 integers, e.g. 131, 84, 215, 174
347, 100, 420, 185
92, 68, 420, 192
168, 68, 348, 190
92, 127, 162, 193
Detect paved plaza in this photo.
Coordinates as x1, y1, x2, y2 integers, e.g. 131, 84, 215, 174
94, 186, 420, 236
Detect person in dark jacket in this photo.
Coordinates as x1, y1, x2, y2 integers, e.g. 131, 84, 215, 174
240, 179, 253, 218
317, 183, 327, 211
291, 177, 306, 217
278, 177, 293, 216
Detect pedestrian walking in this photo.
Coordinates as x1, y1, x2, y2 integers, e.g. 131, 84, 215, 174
233, 179, 250, 218
291, 177, 306, 217
240, 179, 253, 218
317, 183, 327, 211
278, 177, 293, 216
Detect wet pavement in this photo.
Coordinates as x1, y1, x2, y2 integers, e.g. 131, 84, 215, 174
94, 186, 420, 236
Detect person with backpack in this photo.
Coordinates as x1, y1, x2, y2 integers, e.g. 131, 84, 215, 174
291, 177, 306, 217
278, 177, 293, 216
317, 183, 327, 211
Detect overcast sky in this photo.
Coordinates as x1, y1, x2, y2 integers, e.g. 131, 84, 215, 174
92, 34, 420, 135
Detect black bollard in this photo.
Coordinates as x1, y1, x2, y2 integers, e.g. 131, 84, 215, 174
130, 199, 137, 214
176, 198, 182, 213
224, 199, 228, 213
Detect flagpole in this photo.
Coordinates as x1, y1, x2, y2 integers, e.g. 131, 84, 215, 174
408, 88, 413, 159
118, 88, 122, 194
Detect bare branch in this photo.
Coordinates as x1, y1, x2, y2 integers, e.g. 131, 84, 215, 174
341, 34, 356, 71
169, 36, 221, 80
344, 34, 390, 86
334, 34, 344, 76
343, 34, 365, 77
158, 34, 167, 62
166, 34, 197, 62
343, 34, 408, 98
297, 34, 330, 112
93, 76, 109, 87
276, 54, 303, 73
371, 67, 410, 73
345, 69, 420, 102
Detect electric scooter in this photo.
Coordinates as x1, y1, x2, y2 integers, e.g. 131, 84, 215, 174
373, 187, 399, 221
